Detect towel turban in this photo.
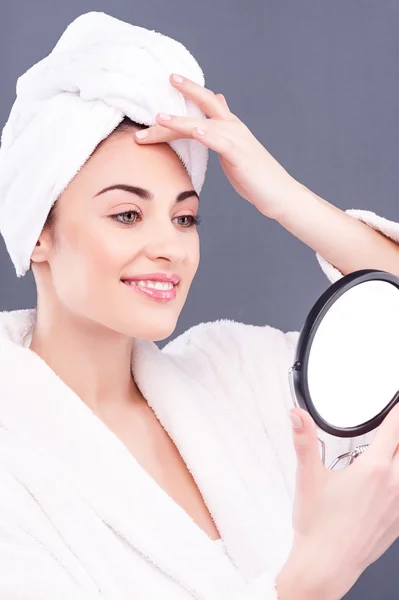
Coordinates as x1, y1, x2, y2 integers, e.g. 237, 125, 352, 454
0, 11, 209, 277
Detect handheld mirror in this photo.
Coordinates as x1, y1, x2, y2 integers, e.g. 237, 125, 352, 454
289, 269, 399, 470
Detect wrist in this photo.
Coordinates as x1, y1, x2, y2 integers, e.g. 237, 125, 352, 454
274, 563, 323, 600
275, 545, 344, 600
261, 180, 310, 223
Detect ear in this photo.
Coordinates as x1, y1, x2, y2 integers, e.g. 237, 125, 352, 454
30, 228, 54, 265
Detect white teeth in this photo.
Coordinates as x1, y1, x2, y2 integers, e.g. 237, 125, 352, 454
125, 280, 174, 290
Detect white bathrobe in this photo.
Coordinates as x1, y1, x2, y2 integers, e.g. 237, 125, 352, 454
0, 208, 396, 600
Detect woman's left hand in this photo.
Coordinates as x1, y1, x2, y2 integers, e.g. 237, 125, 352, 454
134, 73, 305, 219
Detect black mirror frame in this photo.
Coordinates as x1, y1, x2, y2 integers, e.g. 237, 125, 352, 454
289, 269, 399, 438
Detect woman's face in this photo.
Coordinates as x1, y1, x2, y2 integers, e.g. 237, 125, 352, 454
32, 131, 201, 341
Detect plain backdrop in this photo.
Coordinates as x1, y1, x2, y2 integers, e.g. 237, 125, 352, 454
1, 1, 399, 597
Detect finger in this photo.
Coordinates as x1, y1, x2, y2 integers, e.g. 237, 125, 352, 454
169, 73, 231, 120
134, 123, 188, 144
156, 114, 236, 158
134, 114, 205, 145
291, 409, 326, 480
135, 114, 236, 160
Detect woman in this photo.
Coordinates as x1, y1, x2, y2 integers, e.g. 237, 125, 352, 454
1, 10, 399, 600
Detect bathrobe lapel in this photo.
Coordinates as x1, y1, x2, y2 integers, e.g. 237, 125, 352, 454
0, 309, 294, 599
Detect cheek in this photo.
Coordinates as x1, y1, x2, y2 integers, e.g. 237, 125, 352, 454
51, 222, 134, 311
82, 234, 126, 272
59, 220, 131, 273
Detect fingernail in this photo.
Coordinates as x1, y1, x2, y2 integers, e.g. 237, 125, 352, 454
135, 130, 149, 139
290, 411, 303, 430
158, 113, 172, 120
172, 73, 184, 83
195, 127, 206, 136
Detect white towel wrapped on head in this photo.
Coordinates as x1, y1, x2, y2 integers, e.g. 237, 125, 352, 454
0, 11, 209, 277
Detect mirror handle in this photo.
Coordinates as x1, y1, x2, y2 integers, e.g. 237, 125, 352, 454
318, 442, 370, 470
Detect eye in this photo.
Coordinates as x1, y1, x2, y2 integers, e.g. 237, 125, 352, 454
173, 214, 202, 228
111, 210, 141, 225
110, 211, 202, 228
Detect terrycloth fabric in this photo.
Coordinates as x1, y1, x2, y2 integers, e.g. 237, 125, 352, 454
0, 309, 298, 600
0, 207, 387, 600
0, 311, 372, 600
0, 11, 208, 278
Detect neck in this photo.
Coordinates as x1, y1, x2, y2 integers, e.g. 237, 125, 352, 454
29, 302, 143, 418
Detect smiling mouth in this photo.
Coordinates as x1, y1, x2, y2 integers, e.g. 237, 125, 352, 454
121, 280, 175, 291
121, 279, 178, 302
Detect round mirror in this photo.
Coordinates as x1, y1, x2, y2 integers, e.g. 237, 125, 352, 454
289, 269, 399, 442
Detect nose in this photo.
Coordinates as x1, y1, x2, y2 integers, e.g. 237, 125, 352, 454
143, 222, 187, 264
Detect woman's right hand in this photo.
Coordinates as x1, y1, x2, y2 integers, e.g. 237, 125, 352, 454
276, 402, 399, 600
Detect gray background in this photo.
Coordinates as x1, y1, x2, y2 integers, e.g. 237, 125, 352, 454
1, 1, 399, 597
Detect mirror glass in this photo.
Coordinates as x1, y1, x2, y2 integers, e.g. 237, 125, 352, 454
307, 279, 399, 429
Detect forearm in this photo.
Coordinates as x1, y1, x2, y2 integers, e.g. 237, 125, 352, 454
270, 183, 399, 278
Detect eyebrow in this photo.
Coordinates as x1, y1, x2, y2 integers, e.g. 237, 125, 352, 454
94, 184, 199, 203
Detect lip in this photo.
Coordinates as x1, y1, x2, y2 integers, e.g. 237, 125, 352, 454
121, 272, 180, 285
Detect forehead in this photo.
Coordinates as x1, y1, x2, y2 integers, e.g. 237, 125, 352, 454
86, 133, 192, 188
57, 132, 195, 209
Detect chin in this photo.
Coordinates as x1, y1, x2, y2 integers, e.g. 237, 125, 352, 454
131, 322, 178, 342
115, 311, 179, 342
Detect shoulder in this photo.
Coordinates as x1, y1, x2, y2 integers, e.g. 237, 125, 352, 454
163, 317, 299, 355
162, 319, 300, 415
163, 318, 299, 374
